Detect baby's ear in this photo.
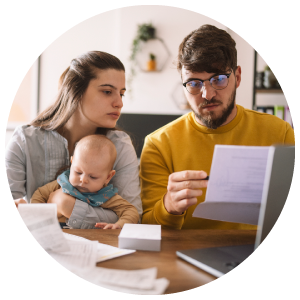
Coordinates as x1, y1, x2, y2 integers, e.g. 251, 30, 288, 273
70, 156, 73, 164
105, 170, 116, 184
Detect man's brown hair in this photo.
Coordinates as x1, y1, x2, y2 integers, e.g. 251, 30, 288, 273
177, 24, 237, 74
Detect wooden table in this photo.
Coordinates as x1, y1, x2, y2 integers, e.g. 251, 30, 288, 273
63, 229, 256, 294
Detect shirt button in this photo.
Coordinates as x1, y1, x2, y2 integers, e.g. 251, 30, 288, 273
73, 220, 77, 224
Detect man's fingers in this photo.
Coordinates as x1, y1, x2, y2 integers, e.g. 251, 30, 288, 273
175, 197, 198, 212
169, 170, 208, 182
174, 188, 203, 201
168, 179, 208, 192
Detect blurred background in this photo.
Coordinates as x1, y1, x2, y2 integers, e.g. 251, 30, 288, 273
6, 5, 289, 150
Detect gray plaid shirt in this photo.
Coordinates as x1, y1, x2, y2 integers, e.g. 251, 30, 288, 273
6, 125, 142, 228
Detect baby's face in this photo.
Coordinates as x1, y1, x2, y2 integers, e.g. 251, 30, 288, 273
69, 150, 114, 193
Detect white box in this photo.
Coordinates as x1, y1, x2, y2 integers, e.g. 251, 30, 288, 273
118, 224, 161, 251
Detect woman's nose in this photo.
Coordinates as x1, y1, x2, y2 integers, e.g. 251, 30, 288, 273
201, 81, 217, 101
112, 94, 123, 108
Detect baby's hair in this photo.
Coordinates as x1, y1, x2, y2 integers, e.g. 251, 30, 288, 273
74, 134, 117, 169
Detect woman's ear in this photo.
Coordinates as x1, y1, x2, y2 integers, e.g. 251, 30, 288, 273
104, 170, 116, 185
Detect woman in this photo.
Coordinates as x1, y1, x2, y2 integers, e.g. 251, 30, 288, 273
6, 51, 142, 229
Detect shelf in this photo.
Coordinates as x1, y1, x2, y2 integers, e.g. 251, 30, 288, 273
255, 88, 283, 94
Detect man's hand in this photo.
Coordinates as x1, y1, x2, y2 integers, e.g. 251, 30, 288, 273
14, 198, 27, 208
47, 188, 76, 218
164, 170, 208, 215
95, 222, 121, 229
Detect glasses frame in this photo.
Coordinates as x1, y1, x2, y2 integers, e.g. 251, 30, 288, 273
182, 70, 233, 95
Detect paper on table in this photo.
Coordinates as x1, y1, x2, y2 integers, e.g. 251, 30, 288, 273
77, 267, 158, 290
63, 233, 135, 262
18, 204, 70, 253
99, 278, 170, 295
47, 239, 99, 271
205, 145, 270, 203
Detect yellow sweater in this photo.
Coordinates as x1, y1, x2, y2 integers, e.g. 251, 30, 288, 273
31, 180, 139, 228
140, 105, 295, 230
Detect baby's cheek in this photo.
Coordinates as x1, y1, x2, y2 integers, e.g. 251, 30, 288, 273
69, 174, 77, 186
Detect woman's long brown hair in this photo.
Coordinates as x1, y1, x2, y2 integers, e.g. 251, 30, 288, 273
30, 51, 125, 135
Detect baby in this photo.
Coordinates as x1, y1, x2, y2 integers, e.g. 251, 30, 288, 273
31, 134, 139, 229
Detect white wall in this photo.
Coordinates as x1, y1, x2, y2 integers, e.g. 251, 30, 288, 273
39, 6, 255, 115
40, 9, 120, 112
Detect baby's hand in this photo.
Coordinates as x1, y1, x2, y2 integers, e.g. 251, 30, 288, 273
95, 222, 121, 229
14, 198, 27, 208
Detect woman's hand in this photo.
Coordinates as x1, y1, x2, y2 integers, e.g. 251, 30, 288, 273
14, 198, 27, 208
95, 222, 121, 229
47, 188, 76, 218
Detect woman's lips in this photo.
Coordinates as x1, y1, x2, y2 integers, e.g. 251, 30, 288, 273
107, 113, 120, 119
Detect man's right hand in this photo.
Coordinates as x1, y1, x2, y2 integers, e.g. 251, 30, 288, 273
163, 170, 208, 215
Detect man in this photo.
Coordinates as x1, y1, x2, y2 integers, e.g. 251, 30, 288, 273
139, 24, 294, 230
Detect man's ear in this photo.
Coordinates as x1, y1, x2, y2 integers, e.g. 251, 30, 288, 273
235, 66, 242, 88
104, 170, 116, 185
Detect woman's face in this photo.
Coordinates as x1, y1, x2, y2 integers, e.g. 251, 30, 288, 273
79, 69, 125, 128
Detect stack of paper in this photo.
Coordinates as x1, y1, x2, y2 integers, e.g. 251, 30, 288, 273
18, 204, 169, 294
119, 224, 161, 251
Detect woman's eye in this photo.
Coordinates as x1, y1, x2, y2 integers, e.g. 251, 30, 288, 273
121, 93, 125, 97
103, 90, 112, 95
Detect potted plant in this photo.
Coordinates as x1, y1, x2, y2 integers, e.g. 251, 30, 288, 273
128, 23, 156, 94
147, 53, 156, 71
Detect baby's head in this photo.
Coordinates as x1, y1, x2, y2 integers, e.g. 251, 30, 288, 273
69, 135, 117, 193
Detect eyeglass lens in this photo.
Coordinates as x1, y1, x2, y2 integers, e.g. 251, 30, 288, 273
186, 74, 229, 94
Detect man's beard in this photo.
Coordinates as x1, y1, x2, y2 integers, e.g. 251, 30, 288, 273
192, 88, 236, 129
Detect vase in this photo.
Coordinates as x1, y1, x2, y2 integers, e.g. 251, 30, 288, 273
147, 59, 156, 71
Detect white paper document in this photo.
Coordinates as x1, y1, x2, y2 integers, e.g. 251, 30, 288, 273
18, 206, 169, 294
75, 266, 169, 294
193, 145, 271, 224
18, 204, 70, 252
206, 145, 270, 203
48, 239, 99, 271
63, 233, 135, 262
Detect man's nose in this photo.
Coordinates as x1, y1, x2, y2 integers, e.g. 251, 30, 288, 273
201, 81, 217, 101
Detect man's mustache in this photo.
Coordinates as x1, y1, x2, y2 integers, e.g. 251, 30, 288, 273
198, 99, 222, 108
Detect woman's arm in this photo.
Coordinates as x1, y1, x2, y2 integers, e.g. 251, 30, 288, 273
108, 131, 143, 219
5, 128, 27, 200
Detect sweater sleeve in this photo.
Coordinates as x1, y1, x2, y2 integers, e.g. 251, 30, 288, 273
30, 180, 66, 223
284, 122, 295, 145
139, 136, 186, 230
5, 128, 27, 200
101, 195, 139, 228
30, 180, 60, 204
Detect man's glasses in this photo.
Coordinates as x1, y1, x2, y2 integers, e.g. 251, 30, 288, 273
182, 70, 233, 95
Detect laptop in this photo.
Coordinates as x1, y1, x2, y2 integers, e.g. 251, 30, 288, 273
176, 145, 295, 278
